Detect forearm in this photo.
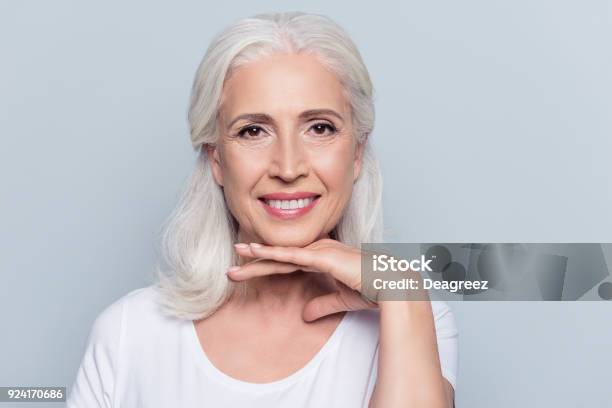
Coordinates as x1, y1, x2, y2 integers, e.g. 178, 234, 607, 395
369, 300, 450, 408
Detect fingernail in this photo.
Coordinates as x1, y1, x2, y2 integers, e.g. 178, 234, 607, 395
226, 266, 241, 275
234, 243, 249, 250
250, 242, 263, 248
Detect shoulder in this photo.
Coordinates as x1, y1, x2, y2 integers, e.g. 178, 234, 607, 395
91, 286, 156, 328
87, 286, 160, 346
67, 286, 158, 407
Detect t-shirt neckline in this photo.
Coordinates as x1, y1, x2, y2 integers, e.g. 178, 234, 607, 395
186, 310, 354, 393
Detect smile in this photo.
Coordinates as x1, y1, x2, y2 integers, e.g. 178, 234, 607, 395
258, 192, 321, 220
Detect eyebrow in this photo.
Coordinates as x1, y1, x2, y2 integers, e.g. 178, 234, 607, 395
226, 109, 345, 130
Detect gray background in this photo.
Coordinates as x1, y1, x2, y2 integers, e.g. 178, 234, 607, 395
1, 1, 610, 407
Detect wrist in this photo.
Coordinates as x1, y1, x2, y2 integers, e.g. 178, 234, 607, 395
378, 299, 433, 314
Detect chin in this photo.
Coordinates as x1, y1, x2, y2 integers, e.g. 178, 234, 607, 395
259, 227, 322, 247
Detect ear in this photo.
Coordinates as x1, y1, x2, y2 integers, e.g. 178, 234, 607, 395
353, 138, 366, 182
206, 144, 224, 187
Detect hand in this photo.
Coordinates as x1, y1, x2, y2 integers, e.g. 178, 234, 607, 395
228, 238, 378, 322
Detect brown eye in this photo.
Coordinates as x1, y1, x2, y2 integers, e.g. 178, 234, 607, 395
237, 125, 264, 139
309, 123, 337, 136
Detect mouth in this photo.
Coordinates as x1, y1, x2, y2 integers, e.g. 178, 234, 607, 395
258, 192, 321, 220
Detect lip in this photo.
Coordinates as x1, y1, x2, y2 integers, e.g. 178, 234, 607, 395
259, 191, 319, 200
258, 191, 321, 220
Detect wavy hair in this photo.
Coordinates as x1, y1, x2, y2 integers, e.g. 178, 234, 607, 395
154, 11, 383, 320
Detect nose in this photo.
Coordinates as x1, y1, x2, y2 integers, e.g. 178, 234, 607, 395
268, 133, 309, 182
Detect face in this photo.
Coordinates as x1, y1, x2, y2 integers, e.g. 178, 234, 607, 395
208, 52, 364, 247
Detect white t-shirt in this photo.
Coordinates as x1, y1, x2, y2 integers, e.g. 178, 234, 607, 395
67, 285, 458, 408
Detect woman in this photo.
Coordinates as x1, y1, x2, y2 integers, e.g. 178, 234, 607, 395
68, 11, 458, 408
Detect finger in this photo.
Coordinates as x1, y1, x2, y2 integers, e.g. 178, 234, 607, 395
233, 243, 258, 259
247, 243, 328, 271
302, 292, 350, 322
226, 260, 315, 281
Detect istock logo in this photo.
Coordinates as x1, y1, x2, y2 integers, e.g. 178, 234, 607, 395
372, 254, 434, 272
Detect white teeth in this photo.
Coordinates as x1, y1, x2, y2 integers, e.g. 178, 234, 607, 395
264, 197, 315, 210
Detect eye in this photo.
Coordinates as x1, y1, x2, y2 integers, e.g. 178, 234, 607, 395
308, 122, 337, 137
237, 125, 266, 139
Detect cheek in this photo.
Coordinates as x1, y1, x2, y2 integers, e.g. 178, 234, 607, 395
311, 142, 355, 195
219, 148, 268, 213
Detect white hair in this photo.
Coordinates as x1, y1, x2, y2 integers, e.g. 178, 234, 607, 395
154, 11, 384, 320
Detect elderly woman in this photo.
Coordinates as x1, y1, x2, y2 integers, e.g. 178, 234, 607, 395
68, 11, 458, 408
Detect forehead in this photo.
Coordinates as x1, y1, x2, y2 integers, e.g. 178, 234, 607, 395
219, 53, 349, 122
